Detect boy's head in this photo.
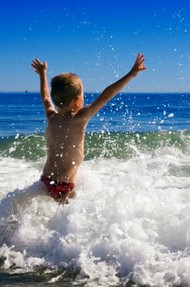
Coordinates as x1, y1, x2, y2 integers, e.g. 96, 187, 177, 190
50, 73, 83, 108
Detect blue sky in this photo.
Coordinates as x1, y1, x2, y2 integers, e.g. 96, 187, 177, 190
0, 0, 190, 92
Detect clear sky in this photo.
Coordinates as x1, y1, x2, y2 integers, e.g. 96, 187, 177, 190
0, 0, 190, 93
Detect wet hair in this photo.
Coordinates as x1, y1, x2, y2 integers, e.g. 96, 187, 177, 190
50, 73, 83, 108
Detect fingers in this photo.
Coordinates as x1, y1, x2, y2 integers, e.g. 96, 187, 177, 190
136, 53, 145, 64
136, 53, 146, 70
31, 58, 41, 67
33, 58, 42, 64
31, 58, 47, 71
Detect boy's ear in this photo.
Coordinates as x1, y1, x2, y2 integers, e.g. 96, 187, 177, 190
74, 95, 80, 107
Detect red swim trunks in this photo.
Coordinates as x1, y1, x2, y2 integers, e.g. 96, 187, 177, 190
41, 176, 75, 199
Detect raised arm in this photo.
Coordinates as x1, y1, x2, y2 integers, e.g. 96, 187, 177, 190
31, 58, 56, 117
84, 53, 146, 119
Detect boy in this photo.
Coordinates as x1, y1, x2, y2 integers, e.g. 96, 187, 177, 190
31, 54, 145, 203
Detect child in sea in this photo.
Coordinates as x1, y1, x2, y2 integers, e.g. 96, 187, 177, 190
31, 54, 145, 203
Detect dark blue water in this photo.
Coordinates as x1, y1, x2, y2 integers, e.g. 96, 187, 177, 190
1, 92, 190, 137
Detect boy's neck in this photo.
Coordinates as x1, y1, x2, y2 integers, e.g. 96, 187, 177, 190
58, 106, 77, 116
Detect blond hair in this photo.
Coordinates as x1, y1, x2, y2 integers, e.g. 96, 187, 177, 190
51, 73, 83, 108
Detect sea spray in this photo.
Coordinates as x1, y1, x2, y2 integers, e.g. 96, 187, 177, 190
1, 140, 190, 285
1, 92, 190, 285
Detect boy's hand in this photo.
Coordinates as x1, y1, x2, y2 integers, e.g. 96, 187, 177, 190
31, 58, 47, 75
129, 53, 146, 77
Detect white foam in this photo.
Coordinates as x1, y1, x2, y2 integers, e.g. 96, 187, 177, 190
1, 147, 190, 286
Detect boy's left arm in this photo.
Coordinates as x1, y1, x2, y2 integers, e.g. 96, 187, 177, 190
82, 53, 145, 120
31, 58, 56, 117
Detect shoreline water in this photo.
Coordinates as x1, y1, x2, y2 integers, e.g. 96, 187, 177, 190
1, 92, 190, 286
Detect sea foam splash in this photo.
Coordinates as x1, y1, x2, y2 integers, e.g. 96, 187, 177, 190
1, 145, 190, 286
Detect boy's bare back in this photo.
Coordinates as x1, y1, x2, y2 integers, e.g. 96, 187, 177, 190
44, 111, 86, 183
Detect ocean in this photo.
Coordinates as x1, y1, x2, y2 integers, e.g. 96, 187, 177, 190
1, 92, 190, 287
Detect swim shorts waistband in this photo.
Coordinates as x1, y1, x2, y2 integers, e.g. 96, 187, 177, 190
41, 175, 75, 199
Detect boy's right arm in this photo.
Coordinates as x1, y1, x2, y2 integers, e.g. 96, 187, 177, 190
83, 53, 145, 120
31, 58, 56, 117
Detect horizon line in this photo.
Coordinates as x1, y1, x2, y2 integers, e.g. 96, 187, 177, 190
0, 91, 190, 94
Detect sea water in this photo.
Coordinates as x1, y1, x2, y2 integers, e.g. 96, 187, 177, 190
1, 92, 190, 286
